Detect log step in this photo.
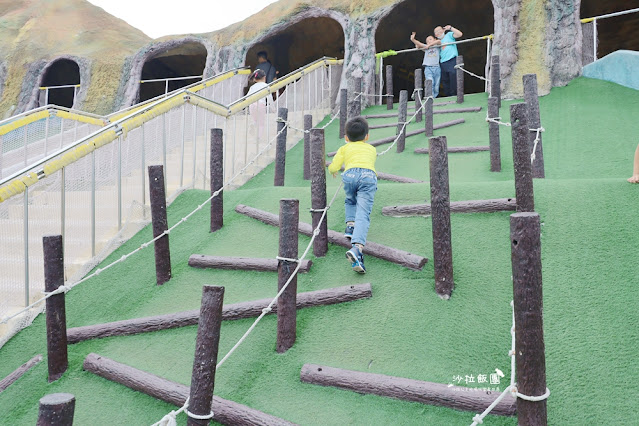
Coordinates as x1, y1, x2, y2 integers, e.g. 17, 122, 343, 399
376, 172, 423, 184
67, 284, 373, 343
0, 355, 43, 393
188, 255, 313, 273
382, 198, 517, 217
235, 204, 428, 270
414, 145, 489, 154
327, 119, 465, 157
83, 353, 296, 426
300, 364, 516, 416
363, 106, 481, 119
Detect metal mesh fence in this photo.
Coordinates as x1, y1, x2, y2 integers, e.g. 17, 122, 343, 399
582, 21, 596, 66
0, 65, 336, 347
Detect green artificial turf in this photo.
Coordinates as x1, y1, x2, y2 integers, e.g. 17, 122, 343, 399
1, 76, 638, 425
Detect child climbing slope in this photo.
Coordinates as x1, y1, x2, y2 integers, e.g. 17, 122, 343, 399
328, 117, 377, 274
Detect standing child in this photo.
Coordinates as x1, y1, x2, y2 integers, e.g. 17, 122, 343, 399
410, 32, 441, 98
247, 69, 269, 139
328, 117, 377, 274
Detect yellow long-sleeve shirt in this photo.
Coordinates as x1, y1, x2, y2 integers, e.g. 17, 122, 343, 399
328, 141, 377, 174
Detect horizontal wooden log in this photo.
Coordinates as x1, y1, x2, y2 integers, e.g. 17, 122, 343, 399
382, 198, 517, 217
67, 284, 372, 344
188, 255, 312, 273
83, 353, 295, 426
327, 119, 465, 157
414, 145, 489, 154
0, 354, 43, 393
235, 204, 427, 270
300, 364, 516, 416
376, 172, 423, 183
363, 106, 481, 119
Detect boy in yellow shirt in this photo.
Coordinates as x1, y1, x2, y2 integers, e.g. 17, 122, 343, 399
328, 117, 377, 274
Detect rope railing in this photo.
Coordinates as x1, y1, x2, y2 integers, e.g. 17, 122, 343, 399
485, 115, 545, 164
152, 180, 344, 426
0, 121, 289, 327
377, 91, 431, 156
454, 63, 489, 82
470, 301, 550, 425
278, 105, 342, 135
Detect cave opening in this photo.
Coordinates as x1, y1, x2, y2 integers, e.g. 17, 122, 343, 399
580, 1, 639, 59
41, 59, 80, 108
375, 0, 494, 100
245, 16, 345, 81
139, 42, 208, 102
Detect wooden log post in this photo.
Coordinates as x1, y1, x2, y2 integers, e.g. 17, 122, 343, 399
385, 65, 394, 110
339, 89, 347, 139
274, 108, 288, 186
300, 364, 516, 416
310, 129, 328, 257
43, 235, 68, 382
414, 69, 423, 123
488, 96, 501, 172
187, 286, 225, 426
397, 90, 408, 153
0, 355, 43, 393
510, 212, 548, 425
210, 128, 224, 232
188, 255, 312, 273
523, 74, 545, 179
349, 77, 362, 120
37, 393, 75, 426
83, 353, 295, 425
429, 136, 454, 299
381, 198, 516, 217
490, 55, 501, 108
235, 204, 428, 270
148, 165, 171, 285
456, 55, 464, 104
303, 115, 313, 180
425, 79, 434, 137
510, 103, 535, 212
67, 284, 373, 343
277, 199, 299, 353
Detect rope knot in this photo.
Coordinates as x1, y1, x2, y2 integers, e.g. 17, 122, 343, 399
262, 307, 272, 314
472, 414, 484, 424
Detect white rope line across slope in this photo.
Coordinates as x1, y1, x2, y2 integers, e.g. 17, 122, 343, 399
454, 63, 490, 82
152, 181, 344, 426
0, 122, 289, 327
278, 106, 342, 134
469, 301, 550, 425
377, 95, 431, 156
485, 116, 511, 127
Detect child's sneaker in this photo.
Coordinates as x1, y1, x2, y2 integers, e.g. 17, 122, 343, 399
344, 224, 354, 239
346, 246, 366, 274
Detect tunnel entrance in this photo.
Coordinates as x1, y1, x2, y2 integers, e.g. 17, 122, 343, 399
41, 59, 80, 108
139, 42, 207, 102
375, 0, 493, 100
245, 16, 345, 80
580, 1, 639, 59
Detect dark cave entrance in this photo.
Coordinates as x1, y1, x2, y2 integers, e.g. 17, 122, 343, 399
245, 16, 345, 80
580, 1, 639, 60
375, 0, 494, 100
139, 42, 208, 102
41, 59, 80, 108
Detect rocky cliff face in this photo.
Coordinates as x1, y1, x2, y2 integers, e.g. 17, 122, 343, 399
0, 0, 591, 117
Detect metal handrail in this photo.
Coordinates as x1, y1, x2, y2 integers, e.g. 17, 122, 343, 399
376, 34, 494, 57
581, 7, 639, 23
0, 104, 103, 128
140, 75, 203, 83
0, 58, 341, 197
39, 84, 81, 90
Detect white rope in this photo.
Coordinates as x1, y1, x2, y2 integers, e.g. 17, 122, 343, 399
276, 106, 341, 135
43, 285, 71, 297
469, 300, 550, 426
485, 115, 511, 127
309, 206, 330, 213
377, 95, 432, 156
0, 121, 289, 327
454, 63, 490, 82
529, 127, 545, 163
152, 181, 344, 426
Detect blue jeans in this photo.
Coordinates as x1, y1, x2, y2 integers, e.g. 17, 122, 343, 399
342, 168, 377, 246
424, 66, 441, 98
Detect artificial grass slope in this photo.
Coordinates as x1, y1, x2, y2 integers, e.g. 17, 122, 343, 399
0, 77, 638, 425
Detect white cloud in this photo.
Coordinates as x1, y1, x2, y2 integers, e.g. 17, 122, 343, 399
87, 0, 279, 38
